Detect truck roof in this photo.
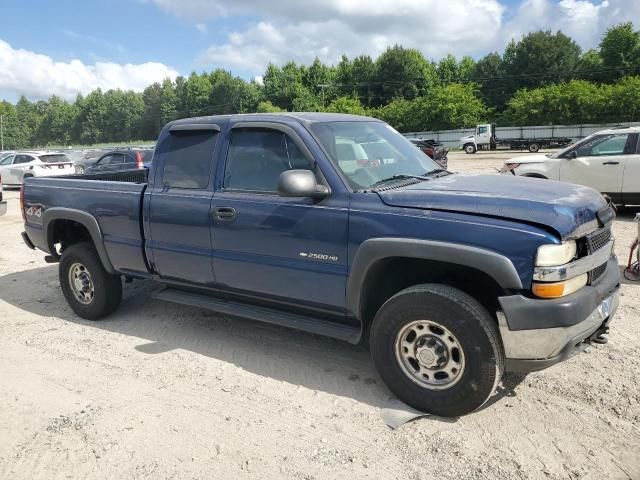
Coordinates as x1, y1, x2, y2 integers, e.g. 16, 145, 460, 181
167, 112, 381, 129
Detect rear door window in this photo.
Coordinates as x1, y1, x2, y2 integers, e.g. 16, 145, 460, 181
162, 131, 217, 189
13, 155, 33, 164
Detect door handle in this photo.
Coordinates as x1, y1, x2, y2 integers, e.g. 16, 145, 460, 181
214, 207, 236, 221
602, 161, 620, 165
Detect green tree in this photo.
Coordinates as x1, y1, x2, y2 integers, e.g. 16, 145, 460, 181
372, 45, 437, 106
471, 52, 507, 109
503, 31, 582, 91
599, 23, 640, 82
255, 101, 284, 113
324, 96, 367, 115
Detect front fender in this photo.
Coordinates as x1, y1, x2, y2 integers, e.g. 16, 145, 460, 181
346, 238, 523, 319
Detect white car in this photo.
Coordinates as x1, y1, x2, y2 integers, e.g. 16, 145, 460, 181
0, 170, 6, 215
0, 151, 74, 186
501, 126, 640, 205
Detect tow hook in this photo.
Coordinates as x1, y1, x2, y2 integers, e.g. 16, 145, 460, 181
590, 326, 610, 345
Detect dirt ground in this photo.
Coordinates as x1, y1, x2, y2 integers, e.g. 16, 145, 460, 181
1, 150, 639, 480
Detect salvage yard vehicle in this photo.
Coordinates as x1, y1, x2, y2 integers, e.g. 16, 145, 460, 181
501, 126, 640, 206
0, 151, 74, 186
410, 138, 448, 169
461, 123, 572, 154
0, 172, 6, 216
20, 113, 619, 416
85, 148, 153, 174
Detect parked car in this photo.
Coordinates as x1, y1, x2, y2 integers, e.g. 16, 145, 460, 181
501, 126, 640, 206
410, 139, 448, 169
21, 113, 619, 417
72, 148, 114, 174
84, 149, 153, 174
0, 151, 74, 186
0, 170, 6, 216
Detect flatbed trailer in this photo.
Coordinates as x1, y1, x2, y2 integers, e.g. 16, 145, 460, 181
460, 123, 572, 154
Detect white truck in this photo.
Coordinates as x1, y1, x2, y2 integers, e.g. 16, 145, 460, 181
460, 123, 572, 154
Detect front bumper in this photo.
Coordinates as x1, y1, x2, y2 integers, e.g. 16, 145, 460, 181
0, 200, 6, 216
498, 256, 620, 373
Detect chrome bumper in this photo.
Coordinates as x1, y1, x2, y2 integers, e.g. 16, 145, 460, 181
498, 289, 618, 363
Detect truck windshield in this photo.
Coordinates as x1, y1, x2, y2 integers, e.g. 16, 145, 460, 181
309, 121, 440, 190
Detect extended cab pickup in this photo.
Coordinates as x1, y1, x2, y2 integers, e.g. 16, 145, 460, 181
21, 113, 620, 416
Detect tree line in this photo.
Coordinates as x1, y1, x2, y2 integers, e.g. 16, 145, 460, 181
1, 22, 640, 148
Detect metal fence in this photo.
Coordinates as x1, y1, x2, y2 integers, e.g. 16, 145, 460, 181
404, 122, 640, 149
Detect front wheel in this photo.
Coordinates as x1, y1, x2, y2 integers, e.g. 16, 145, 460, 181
370, 284, 504, 417
59, 242, 122, 320
463, 144, 477, 154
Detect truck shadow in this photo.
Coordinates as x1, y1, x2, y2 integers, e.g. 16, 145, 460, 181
0, 265, 522, 415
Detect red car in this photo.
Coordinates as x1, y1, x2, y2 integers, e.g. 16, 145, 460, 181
410, 139, 448, 169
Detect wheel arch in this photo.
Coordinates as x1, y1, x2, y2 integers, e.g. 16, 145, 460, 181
347, 238, 523, 327
42, 208, 115, 273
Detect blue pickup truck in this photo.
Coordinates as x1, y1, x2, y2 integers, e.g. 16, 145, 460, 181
20, 113, 619, 416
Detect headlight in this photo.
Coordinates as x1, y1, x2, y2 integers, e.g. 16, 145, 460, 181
536, 241, 577, 267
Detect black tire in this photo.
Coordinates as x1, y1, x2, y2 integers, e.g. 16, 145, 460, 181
528, 143, 540, 153
463, 143, 476, 154
370, 284, 504, 417
59, 242, 122, 320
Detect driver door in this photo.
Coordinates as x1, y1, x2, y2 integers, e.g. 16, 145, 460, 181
560, 133, 636, 199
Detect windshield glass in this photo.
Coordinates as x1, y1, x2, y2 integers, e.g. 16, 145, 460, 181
309, 121, 439, 190
549, 134, 596, 158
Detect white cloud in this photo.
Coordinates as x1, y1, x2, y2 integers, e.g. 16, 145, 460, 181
149, 0, 640, 75
0, 39, 179, 101
196, 23, 208, 34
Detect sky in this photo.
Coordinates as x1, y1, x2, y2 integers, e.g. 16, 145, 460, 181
0, 0, 638, 102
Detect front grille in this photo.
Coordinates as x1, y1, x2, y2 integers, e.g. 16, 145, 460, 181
591, 262, 607, 283
585, 227, 612, 284
587, 227, 611, 253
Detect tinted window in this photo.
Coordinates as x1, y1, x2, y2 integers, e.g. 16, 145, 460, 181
224, 128, 311, 192
40, 154, 71, 163
163, 131, 217, 189
477, 126, 488, 134
97, 154, 115, 165
124, 153, 136, 164
13, 155, 33, 164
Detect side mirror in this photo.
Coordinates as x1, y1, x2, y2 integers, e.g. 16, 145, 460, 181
567, 150, 578, 160
278, 169, 329, 199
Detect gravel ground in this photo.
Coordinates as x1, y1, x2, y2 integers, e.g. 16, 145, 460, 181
1, 150, 639, 479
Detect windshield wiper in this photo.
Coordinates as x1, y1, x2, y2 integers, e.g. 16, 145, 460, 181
370, 174, 430, 189
423, 168, 451, 177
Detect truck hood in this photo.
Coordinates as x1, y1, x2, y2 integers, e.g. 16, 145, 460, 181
376, 174, 608, 240
505, 153, 553, 165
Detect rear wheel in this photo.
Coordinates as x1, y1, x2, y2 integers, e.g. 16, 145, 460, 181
463, 144, 477, 154
528, 143, 540, 153
370, 284, 504, 417
59, 242, 122, 320
75, 165, 85, 174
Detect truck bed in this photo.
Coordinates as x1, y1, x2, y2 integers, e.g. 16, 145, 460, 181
23, 174, 148, 274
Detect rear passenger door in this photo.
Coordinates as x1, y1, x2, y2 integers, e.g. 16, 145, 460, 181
210, 123, 349, 311
622, 135, 640, 204
146, 125, 219, 284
